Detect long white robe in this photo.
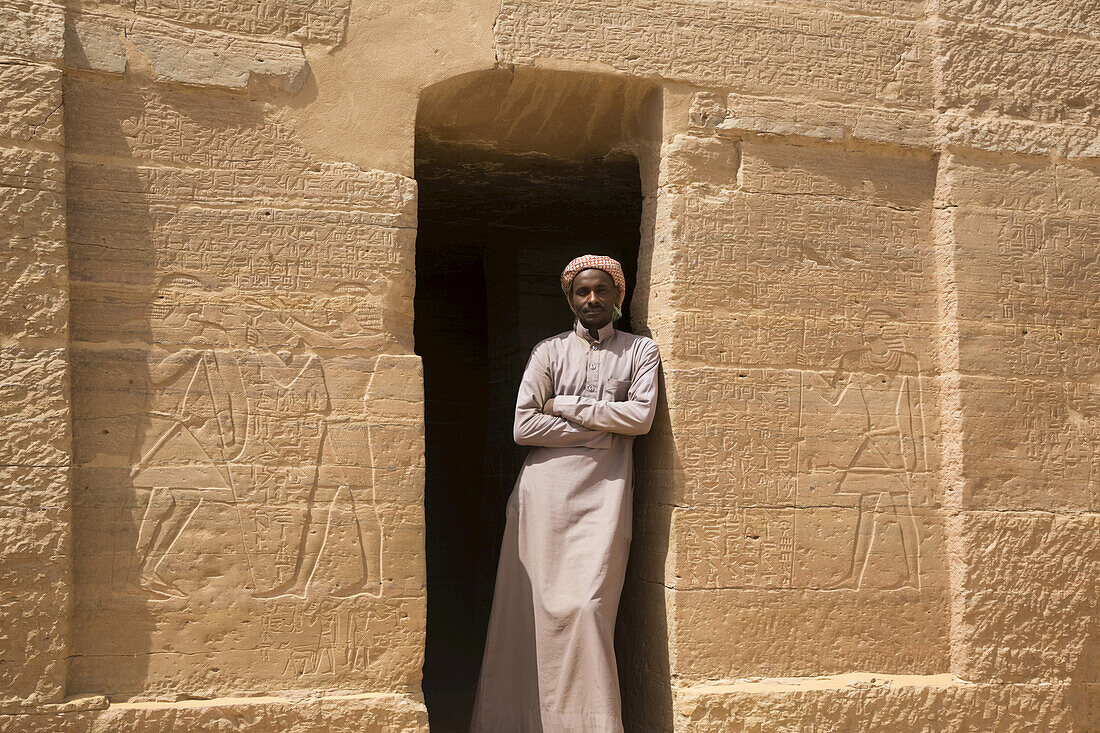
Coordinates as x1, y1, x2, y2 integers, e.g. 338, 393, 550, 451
470, 320, 661, 733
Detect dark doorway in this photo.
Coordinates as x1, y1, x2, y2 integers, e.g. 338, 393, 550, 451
414, 75, 649, 729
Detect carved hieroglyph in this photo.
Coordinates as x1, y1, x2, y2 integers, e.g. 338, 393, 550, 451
651, 134, 949, 680
126, 278, 385, 601
63, 68, 425, 701
1, 0, 1098, 728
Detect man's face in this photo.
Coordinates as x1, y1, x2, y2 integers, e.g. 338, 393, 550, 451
570, 268, 619, 330
862, 312, 890, 343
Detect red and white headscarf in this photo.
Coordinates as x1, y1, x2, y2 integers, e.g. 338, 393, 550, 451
560, 254, 627, 305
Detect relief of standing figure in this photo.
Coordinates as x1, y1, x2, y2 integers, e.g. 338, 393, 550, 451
804, 306, 928, 591
236, 294, 386, 600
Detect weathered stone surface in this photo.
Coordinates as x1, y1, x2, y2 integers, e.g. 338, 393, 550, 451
129, 17, 309, 92
0, 148, 63, 192
0, 212, 67, 341
0, 17, 73, 709
0, 468, 71, 704
63, 12, 127, 75
134, 0, 351, 46
956, 512, 1100, 682
936, 111, 1100, 158
496, 0, 930, 107
0, 0, 1098, 729
0, 347, 71, 468
958, 375, 1100, 512
1, 692, 426, 732
64, 12, 309, 91
692, 93, 937, 150
0, 1, 64, 63
673, 677, 1097, 732
669, 586, 950, 680
0, 63, 63, 145
938, 20, 1100, 126
941, 0, 1100, 38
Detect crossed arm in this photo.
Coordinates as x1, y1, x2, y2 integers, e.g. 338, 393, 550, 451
513, 340, 660, 449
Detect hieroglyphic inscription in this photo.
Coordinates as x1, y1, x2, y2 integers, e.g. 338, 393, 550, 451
946, 155, 1100, 512
497, 0, 928, 107
254, 601, 423, 680
127, 276, 386, 600
135, 0, 351, 45
663, 137, 940, 593
960, 375, 1100, 512
667, 191, 935, 368
64, 67, 422, 697
66, 196, 411, 345
668, 366, 800, 509
983, 211, 1100, 379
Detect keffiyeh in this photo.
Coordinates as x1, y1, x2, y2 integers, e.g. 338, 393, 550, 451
559, 254, 627, 305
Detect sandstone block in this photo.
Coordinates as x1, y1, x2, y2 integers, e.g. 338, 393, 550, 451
938, 20, 1100, 126
956, 511, 1100, 682
0, 148, 62, 195
0, 479, 71, 704
134, 0, 351, 45
64, 13, 310, 92
496, 0, 929, 107
0, 62, 63, 145
131, 18, 308, 92
0, 347, 70, 468
63, 11, 127, 75
958, 374, 1100, 512
942, 154, 1100, 380
669, 586, 950, 681
941, 0, 1100, 37
0, 1, 64, 63
0, 692, 427, 732
0, 235, 67, 341
699, 94, 936, 150
673, 678, 1093, 733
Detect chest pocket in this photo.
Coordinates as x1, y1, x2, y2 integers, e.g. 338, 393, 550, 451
605, 378, 631, 401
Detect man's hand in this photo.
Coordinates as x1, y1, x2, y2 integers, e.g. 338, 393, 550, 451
541, 397, 556, 415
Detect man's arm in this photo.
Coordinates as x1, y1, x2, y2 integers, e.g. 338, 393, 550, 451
900, 368, 929, 474
551, 340, 660, 436
514, 342, 613, 449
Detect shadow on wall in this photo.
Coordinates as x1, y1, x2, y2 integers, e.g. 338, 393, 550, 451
66, 64, 400, 700
66, 65, 160, 696
618, 367, 676, 733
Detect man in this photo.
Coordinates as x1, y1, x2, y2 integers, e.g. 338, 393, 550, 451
470, 254, 661, 732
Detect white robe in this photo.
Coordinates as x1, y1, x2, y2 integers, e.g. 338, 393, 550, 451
470, 320, 661, 733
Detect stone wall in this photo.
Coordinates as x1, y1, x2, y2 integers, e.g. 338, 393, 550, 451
0, 0, 1097, 730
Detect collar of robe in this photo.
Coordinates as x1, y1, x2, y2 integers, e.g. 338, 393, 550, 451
573, 319, 616, 346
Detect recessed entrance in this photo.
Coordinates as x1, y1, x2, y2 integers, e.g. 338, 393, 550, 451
414, 68, 658, 731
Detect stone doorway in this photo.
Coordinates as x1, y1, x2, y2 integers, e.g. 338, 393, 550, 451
414, 68, 657, 732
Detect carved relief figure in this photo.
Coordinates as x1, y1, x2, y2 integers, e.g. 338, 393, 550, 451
236, 294, 384, 599
805, 306, 928, 590
129, 275, 250, 599
129, 277, 384, 600
231, 325, 331, 598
